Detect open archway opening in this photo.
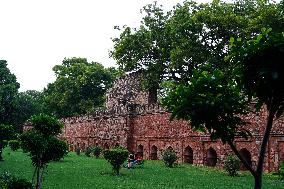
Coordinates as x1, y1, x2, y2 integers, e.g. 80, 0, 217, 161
150, 145, 158, 160
184, 146, 193, 164
239, 148, 252, 170
205, 147, 217, 167
137, 144, 144, 158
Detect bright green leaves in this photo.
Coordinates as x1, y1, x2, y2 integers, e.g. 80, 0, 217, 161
44, 57, 119, 117
163, 69, 250, 143
0, 60, 20, 126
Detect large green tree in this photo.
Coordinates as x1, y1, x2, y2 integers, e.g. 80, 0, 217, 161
44, 57, 119, 117
111, 1, 284, 189
0, 60, 20, 126
111, 0, 283, 89
227, 28, 284, 189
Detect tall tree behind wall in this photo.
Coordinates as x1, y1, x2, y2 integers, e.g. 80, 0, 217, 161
44, 57, 120, 118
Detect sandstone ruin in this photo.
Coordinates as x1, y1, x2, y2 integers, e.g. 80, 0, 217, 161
61, 72, 284, 172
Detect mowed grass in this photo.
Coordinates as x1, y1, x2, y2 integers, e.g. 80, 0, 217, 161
0, 148, 283, 189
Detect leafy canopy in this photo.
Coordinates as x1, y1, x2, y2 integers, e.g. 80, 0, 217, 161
44, 57, 120, 117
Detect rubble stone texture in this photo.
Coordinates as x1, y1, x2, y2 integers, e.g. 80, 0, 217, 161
57, 72, 284, 172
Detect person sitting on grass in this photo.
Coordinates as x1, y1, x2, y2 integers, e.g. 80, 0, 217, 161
134, 154, 143, 165
127, 153, 135, 169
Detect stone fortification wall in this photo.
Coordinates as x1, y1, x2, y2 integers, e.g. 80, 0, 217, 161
57, 71, 284, 172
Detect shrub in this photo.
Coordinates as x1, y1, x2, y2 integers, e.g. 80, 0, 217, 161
9, 140, 21, 151
20, 114, 67, 189
224, 154, 241, 177
280, 161, 284, 181
85, 147, 93, 157
0, 171, 33, 189
93, 145, 103, 158
162, 148, 178, 168
103, 146, 129, 175
75, 147, 81, 156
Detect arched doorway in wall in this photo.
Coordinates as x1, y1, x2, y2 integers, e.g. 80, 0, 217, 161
137, 144, 144, 158
239, 148, 252, 170
150, 145, 158, 160
184, 146, 193, 164
205, 147, 217, 167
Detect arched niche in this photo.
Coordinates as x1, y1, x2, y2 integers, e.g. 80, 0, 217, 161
150, 145, 158, 160
205, 147, 217, 167
184, 146, 193, 164
137, 144, 144, 158
239, 148, 252, 170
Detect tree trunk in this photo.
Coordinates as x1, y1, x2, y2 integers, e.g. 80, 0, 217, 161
254, 173, 262, 189
254, 104, 276, 189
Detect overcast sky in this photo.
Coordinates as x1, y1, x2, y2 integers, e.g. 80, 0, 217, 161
0, 0, 210, 91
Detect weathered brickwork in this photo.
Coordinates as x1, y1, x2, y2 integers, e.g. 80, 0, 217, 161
56, 72, 284, 172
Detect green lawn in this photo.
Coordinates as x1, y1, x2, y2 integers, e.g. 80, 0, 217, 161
0, 148, 283, 189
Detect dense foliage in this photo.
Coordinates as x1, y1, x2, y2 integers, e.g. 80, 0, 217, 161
224, 155, 241, 177
0, 171, 33, 189
8, 140, 20, 151
0, 124, 14, 161
20, 114, 68, 189
44, 57, 120, 117
0, 60, 20, 126
162, 148, 178, 168
103, 146, 129, 175
112, 1, 284, 188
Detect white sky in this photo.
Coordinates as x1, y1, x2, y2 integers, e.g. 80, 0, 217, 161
0, 0, 209, 91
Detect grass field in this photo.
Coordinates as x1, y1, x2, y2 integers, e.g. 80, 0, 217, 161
0, 148, 283, 189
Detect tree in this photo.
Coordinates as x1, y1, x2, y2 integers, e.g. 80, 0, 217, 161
112, 1, 284, 189
111, 0, 284, 91
44, 57, 120, 117
0, 60, 20, 126
103, 146, 129, 175
13, 90, 47, 132
20, 114, 68, 189
227, 28, 284, 189
0, 124, 14, 161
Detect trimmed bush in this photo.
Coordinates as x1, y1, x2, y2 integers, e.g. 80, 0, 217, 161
85, 147, 93, 157
93, 145, 103, 158
75, 147, 81, 156
162, 148, 178, 168
0, 171, 33, 189
224, 154, 241, 177
9, 140, 21, 151
280, 161, 284, 181
103, 146, 129, 175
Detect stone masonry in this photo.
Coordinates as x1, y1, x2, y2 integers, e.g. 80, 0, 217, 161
60, 72, 284, 172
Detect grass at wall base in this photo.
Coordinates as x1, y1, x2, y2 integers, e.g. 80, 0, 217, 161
0, 148, 283, 189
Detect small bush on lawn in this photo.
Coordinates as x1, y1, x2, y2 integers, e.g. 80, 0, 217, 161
0, 171, 33, 189
224, 154, 241, 177
9, 140, 21, 151
75, 147, 81, 156
162, 148, 178, 168
85, 147, 93, 157
279, 161, 284, 181
93, 145, 103, 158
103, 146, 129, 175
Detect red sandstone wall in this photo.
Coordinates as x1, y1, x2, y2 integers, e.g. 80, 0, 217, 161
62, 115, 129, 151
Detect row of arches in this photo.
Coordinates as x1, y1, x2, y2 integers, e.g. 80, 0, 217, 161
137, 144, 252, 168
